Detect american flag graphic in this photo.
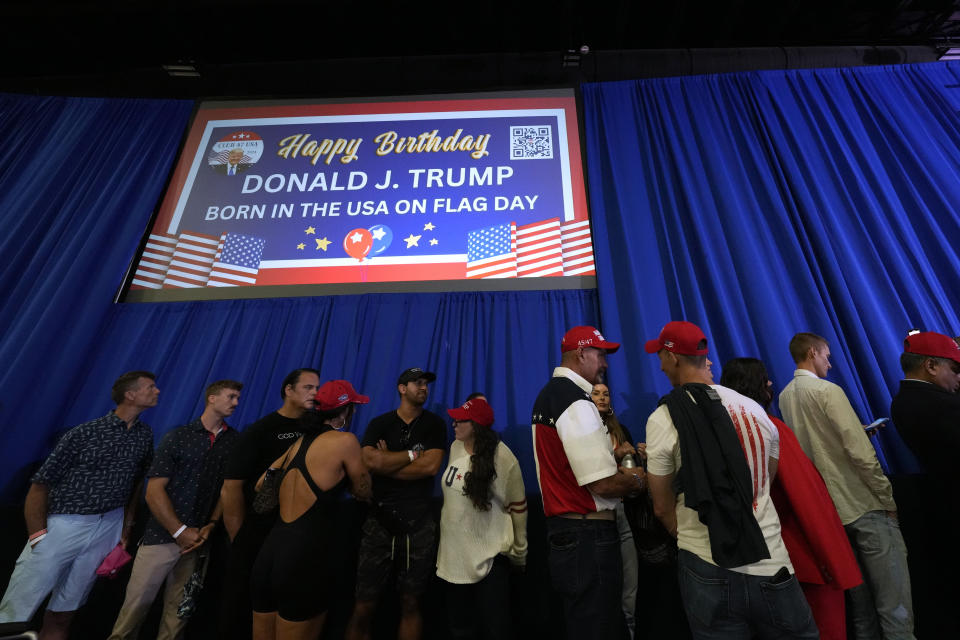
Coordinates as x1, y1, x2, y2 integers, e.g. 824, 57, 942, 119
516, 218, 563, 277
129, 230, 266, 290
560, 219, 596, 276
131, 232, 178, 289
466, 222, 517, 279
728, 404, 769, 508
207, 233, 266, 287
162, 232, 221, 288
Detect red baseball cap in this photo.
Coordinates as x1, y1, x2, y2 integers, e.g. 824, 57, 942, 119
560, 326, 620, 354
644, 321, 709, 356
315, 380, 370, 411
903, 331, 960, 365
447, 397, 495, 427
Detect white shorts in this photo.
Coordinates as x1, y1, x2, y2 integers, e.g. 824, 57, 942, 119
0, 507, 122, 622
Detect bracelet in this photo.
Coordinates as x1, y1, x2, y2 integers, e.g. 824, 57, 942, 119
28, 528, 47, 541
407, 450, 415, 462
29, 533, 46, 546
172, 524, 187, 539
631, 473, 645, 490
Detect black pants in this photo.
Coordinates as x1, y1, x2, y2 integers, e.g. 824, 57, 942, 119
216, 514, 274, 640
443, 554, 512, 640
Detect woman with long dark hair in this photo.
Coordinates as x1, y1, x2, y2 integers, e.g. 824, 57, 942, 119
720, 358, 861, 640
250, 380, 372, 640
590, 383, 640, 639
436, 397, 527, 640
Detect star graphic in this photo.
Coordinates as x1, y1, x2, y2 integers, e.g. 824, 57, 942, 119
548, 417, 555, 425
316, 237, 331, 251
296, 243, 305, 250
404, 234, 421, 248
350, 232, 364, 243
371, 227, 387, 241
429, 238, 438, 246
423, 222, 436, 231
456, 473, 462, 481
305, 226, 316, 235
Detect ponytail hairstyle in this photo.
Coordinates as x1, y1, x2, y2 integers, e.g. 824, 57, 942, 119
462, 421, 500, 511
302, 403, 355, 434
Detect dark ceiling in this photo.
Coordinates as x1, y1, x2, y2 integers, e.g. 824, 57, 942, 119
3, 0, 960, 98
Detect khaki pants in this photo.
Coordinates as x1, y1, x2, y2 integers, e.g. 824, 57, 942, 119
108, 542, 197, 640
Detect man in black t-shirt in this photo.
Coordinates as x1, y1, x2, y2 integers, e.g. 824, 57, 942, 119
346, 367, 445, 640
216, 367, 319, 640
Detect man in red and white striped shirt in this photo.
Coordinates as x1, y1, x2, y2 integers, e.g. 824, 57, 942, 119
531, 325, 645, 640
644, 321, 817, 639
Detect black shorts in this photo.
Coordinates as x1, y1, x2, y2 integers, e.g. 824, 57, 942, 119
354, 513, 437, 601
251, 525, 331, 621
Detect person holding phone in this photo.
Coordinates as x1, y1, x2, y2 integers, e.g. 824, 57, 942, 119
780, 332, 913, 640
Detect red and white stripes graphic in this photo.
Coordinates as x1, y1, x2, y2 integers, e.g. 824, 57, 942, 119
203, 233, 228, 285
728, 406, 768, 509
560, 219, 596, 276
516, 217, 563, 277
131, 232, 177, 289
505, 499, 528, 514
162, 232, 220, 288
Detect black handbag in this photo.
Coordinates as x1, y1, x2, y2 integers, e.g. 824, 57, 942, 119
624, 456, 677, 566
251, 448, 292, 515
624, 494, 677, 565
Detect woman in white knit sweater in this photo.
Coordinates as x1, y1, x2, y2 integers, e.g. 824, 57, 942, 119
435, 396, 528, 639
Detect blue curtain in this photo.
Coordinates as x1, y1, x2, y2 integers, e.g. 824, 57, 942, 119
7, 60, 954, 498
0, 94, 599, 503
583, 62, 960, 472
0, 93, 195, 501
41, 290, 597, 498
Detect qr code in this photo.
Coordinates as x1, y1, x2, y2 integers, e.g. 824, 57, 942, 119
510, 126, 553, 159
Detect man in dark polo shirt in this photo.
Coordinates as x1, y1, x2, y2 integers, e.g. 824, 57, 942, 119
532, 326, 644, 640
346, 367, 445, 640
0, 371, 158, 640
108, 379, 242, 640
890, 330, 960, 636
217, 367, 319, 640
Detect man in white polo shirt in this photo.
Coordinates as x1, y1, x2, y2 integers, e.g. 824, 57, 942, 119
644, 321, 817, 639
531, 325, 644, 640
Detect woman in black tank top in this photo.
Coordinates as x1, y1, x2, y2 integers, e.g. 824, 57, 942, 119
251, 380, 372, 640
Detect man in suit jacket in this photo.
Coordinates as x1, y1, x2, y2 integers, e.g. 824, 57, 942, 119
890, 330, 960, 637
213, 148, 250, 176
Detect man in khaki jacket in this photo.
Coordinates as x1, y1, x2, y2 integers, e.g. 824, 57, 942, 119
780, 332, 913, 640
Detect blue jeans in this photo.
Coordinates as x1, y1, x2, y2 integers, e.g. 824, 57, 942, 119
677, 550, 819, 639
616, 504, 638, 639
546, 517, 622, 640
845, 510, 915, 640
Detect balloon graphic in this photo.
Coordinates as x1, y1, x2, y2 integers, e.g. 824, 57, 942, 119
343, 228, 373, 261
369, 224, 393, 255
